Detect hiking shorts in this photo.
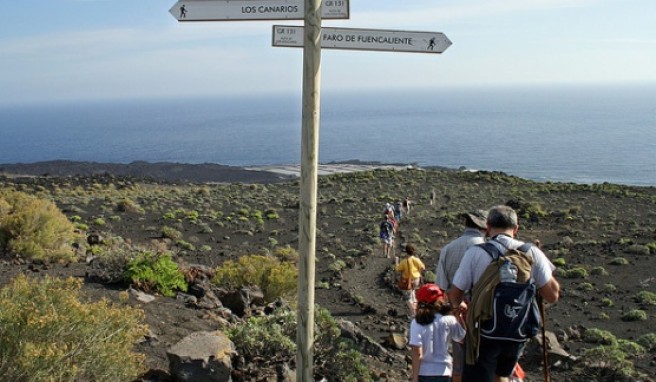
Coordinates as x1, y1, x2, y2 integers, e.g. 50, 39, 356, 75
462, 337, 525, 382
418, 376, 450, 382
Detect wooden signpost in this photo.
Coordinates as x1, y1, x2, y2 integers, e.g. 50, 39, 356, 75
169, 2, 450, 380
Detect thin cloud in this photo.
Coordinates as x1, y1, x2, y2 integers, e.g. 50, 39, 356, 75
348, 0, 599, 27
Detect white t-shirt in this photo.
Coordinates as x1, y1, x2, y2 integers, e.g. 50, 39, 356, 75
452, 234, 556, 292
409, 314, 466, 377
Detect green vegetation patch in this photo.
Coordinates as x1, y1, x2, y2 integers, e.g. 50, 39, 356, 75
0, 190, 79, 263
125, 251, 188, 297
0, 275, 147, 381
213, 253, 297, 302
227, 305, 372, 382
634, 290, 656, 305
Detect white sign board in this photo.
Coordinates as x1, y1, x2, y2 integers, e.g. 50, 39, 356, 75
170, 0, 349, 21
272, 25, 452, 54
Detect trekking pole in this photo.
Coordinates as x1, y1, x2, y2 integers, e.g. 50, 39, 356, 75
538, 295, 550, 382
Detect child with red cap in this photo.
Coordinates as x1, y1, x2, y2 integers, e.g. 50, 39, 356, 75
409, 283, 466, 382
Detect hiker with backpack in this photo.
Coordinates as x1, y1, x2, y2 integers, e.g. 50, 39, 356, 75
435, 209, 488, 382
395, 244, 426, 316
380, 211, 395, 259
409, 283, 466, 382
447, 205, 560, 382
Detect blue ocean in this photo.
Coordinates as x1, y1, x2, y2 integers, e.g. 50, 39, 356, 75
1, 84, 654, 186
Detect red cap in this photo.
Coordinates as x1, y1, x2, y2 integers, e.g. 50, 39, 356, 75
416, 283, 444, 304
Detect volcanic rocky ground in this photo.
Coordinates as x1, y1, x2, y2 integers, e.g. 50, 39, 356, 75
1, 161, 655, 381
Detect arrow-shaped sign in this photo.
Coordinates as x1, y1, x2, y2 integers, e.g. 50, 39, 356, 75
272, 25, 452, 54
170, 0, 349, 21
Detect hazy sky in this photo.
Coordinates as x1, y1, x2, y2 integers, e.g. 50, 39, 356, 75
1, 0, 654, 104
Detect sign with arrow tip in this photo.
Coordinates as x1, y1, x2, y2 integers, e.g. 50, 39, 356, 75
170, 0, 349, 22
272, 26, 452, 54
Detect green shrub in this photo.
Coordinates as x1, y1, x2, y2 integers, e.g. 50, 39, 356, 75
609, 257, 629, 265
175, 240, 195, 251
584, 328, 618, 346
590, 266, 608, 276
600, 298, 614, 307
552, 257, 566, 267
634, 290, 656, 305
0, 190, 78, 262
622, 309, 647, 322
213, 254, 297, 302
328, 260, 347, 272
636, 333, 656, 352
625, 244, 650, 255
581, 345, 635, 378
226, 305, 372, 382
265, 210, 280, 220
273, 246, 298, 262
559, 267, 588, 279
161, 226, 182, 240
577, 282, 594, 291
116, 198, 144, 214
0, 275, 147, 381
125, 252, 188, 297
618, 339, 646, 356
603, 283, 617, 293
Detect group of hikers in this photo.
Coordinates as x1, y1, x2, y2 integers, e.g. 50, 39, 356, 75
379, 198, 412, 261
386, 203, 561, 382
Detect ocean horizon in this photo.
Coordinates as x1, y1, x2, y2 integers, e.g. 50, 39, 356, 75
1, 84, 654, 186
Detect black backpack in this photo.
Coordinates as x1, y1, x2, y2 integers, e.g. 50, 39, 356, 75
477, 242, 541, 342
379, 220, 393, 239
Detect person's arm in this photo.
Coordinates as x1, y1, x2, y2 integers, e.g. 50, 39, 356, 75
447, 287, 465, 309
435, 247, 449, 290
539, 277, 560, 303
411, 345, 422, 382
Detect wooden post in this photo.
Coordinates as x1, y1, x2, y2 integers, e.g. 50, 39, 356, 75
297, 1, 322, 381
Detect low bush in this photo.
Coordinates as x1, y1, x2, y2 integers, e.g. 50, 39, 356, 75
609, 257, 629, 265
580, 345, 637, 380
584, 328, 618, 346
0, 190, 79, 262
161, 226, 183, 240
636, 333, 656, 352
552, 257, 566, 267
0, 275, 147, 381
634, 290, 656, 305
213, 254, 297, 302
559, 267, 588, 279
590, 266, 608, 276
227, 305, 372, 382
622, 309, 647, 322
125, 251, 188, 297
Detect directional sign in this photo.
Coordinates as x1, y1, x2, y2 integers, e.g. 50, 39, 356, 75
272, 25, 452, 54
170, 0, 349, 21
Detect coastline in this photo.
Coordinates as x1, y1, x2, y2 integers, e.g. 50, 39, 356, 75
0, 160, 431, 184
0, 160, 653, 188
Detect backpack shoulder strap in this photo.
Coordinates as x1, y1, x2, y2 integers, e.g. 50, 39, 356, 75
477, 242, 504, 261
516, 242, 532, 253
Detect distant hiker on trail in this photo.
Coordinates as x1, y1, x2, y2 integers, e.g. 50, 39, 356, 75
409, 283, 466, 382
394, 200, 403, 222
395, 244, 425, 316
403, 197, 412, 216
435, 209, 488, 382
430, 189, 436, 206
447, 205, 560, 382
380, 212, 395, 259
